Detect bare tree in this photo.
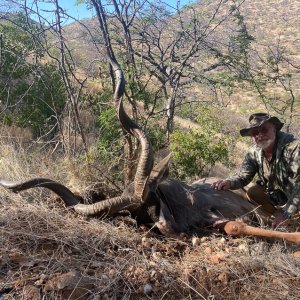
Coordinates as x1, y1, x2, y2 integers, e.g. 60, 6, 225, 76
242, 40, 300, 132
3, 0, 95, 158
88, 0, 254, 138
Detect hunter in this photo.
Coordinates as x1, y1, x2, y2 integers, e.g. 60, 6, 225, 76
212, 112, 300, 227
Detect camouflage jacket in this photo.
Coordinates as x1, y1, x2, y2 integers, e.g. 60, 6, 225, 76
228, 131, 300, 216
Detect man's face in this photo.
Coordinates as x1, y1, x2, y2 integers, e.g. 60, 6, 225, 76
249, 121, 277, 150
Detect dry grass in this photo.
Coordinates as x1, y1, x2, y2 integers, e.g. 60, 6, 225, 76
1, 194, 300, 299
0, 126, 119, 203
1, 136, 300, 300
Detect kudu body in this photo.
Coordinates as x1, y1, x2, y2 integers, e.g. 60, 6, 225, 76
0, 176, 260, 236
1, 57, 300, 244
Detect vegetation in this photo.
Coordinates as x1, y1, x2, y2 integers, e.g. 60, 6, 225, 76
171, 106, 229, 180
0, 0, 300, 298
0, 13, 66, 137
0, 139, 300, 299
1, 187, 300, 299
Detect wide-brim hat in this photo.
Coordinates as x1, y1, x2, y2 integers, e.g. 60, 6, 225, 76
240, 113, 284, 137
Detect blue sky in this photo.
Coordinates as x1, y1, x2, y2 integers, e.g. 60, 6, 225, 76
29, 0, 197, 24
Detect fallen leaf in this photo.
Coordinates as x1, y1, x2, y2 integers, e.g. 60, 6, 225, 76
9, 253, 35, 267
292, 251, 300, 258
218, 272, 229, 285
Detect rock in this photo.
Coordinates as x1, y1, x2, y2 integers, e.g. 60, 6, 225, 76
144, 283, 153, 296
210, 255, 220, 264
218, 272, 229, 285
292, 251, 300, 258
192, 236, 200, 246
237, 243, 249, 253
219, 237, 226, 244
210, 252, 225, 265
204, 247, 212, 255
44, 271, 95, 300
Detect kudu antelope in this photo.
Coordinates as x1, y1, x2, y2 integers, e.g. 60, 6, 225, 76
1, 61, 300, 245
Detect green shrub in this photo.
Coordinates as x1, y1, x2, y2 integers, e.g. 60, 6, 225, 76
97, 106, 122, 165
0, 14, 66, 137
146, 118, 166, 151
170, 106, 229, 180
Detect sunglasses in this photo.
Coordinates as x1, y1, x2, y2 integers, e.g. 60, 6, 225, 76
249, 126, 270, 137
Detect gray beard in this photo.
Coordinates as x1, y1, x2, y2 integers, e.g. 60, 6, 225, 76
256, 139, 275, 150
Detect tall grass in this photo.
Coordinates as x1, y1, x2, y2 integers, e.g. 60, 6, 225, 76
0, 127, 300, 299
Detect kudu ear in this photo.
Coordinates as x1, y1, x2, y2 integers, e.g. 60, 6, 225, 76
148, 153, 172, 186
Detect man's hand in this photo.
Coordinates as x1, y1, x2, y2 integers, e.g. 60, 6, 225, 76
272, 210, 289, 228
211, 179, 231, 190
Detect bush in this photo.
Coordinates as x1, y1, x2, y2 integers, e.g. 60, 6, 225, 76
146, 117, 166, 151
0, 13, 66, 137
96, 106, 123, 169
170, 106, 229, 180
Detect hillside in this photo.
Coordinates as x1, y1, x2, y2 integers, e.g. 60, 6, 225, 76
61, 0, 300, 129
63, 0, 300, 64
1, 1, 300, 299
229, 0, 300, 117
0, 137, 300, 299
241, 0, 299, 55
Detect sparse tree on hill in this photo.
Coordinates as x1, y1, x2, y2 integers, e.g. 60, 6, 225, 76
0, 11, 66, 139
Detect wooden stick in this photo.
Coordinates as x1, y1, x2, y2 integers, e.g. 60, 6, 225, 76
224, 221, 300, 244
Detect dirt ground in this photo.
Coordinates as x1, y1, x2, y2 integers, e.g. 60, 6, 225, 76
1, 192, 300, 300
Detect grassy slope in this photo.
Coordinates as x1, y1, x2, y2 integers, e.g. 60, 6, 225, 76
1, 1, 300, 299
1, 181, 300, 299
0, 130, 300, 299
1, 180, 300, 299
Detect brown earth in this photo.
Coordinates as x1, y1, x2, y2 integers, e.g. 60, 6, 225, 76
1, 195, 300, 300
